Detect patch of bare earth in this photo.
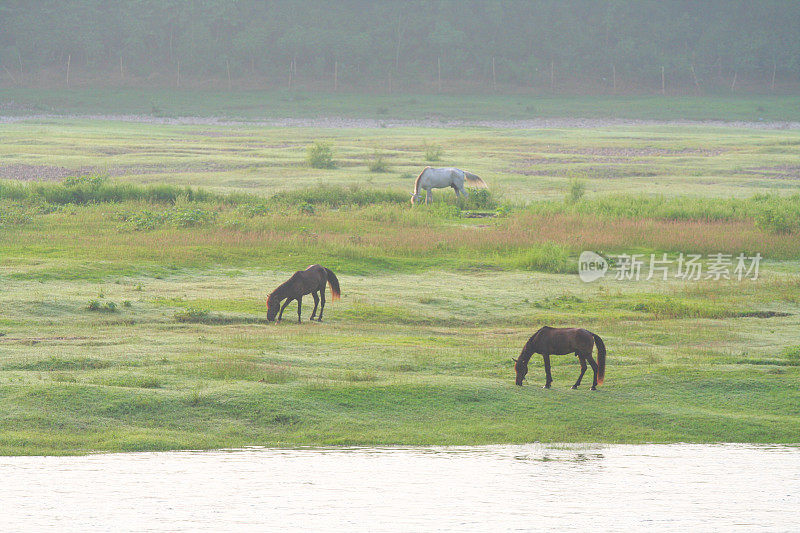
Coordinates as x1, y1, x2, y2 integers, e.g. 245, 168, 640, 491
740, 165, 800, 180
0, 164, 97, 182
0, 162, 247, 181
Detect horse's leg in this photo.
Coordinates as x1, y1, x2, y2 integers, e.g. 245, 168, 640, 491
426, 188, 433, 205
296, 296, 302, 323
572, 354, 587, 389
458, 183, 469, 199
310, 291, 319, 321
453, 185, 464, 204
318, 289, 326, 321
542, 354, 553, 389
584, 353, 599, 390
278, 298, 292, 321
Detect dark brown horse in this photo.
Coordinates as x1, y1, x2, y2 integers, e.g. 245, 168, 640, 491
513, 326, 606, 389
266, 265, 340, 323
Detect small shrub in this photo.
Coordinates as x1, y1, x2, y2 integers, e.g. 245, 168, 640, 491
87, 299, 118, 313
300, 202, 316, 215
376, 106, 389, 115
755, 206, 792, 234
166, 205, 217, 227
306, 141, 335, 169
495, 204, 512, 217
174, 308, 211, 323
237, 202, 269, 217
423, 141, 443, 162
467, 188, 496, 209
368, 152, 390, 173
64, 174, 108, 187
122, 300, 132, 308
566, 178, 586, 204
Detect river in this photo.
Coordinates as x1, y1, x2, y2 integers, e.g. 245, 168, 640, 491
2, 443, 798, 531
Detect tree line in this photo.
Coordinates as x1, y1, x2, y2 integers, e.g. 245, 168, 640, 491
1, 0, 798, 92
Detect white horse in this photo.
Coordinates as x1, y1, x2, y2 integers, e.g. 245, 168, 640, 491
410, 167, 487, 205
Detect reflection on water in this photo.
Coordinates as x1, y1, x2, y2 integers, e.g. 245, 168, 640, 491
2, 443, 799, 532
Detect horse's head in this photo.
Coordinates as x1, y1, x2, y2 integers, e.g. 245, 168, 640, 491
410, 192, 422, 205
513, 357, 528, 386
266, 295, 280, 322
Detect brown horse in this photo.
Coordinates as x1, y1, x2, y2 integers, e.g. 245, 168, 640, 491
513, 326, 606, 389
266, 265, 340, 323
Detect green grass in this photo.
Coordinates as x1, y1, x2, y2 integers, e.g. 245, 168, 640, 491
0, 116, 799, 454
3, 88, 800, 122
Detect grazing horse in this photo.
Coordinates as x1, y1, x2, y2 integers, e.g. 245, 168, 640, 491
266, 265, 340, 323
411, 166, 487, 205
513, 326, 606, 390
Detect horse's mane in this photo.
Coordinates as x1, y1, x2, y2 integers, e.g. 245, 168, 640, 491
520, 326, 550, 362
413, 166, 431, 193
267, 277, 293, 307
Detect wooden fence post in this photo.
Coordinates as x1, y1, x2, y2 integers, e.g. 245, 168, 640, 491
661, 66, 665, 95
226, 59, 232, 89
550, 60, 554, 92
730, 70, 737, 92
334, 61, 338, 91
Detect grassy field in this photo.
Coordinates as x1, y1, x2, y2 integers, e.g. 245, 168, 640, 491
3, 88, 800, 122
1, 115, 799, 455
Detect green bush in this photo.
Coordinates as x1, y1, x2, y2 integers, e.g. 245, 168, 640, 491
566, 178, 586, 204
174, 308, 211, 323
64, 174, 108, 187
87, 299, 118, 312
466, 188, 496, 209
755, 205, 792, 234
368, 152, 390, 172
423, 142, 443, 162
306, 141, 335, 169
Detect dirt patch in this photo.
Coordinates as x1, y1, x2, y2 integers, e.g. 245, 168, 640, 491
0, 164, 97, 182
561, 146, 726, 157
0, 162, 248, 181
513, 163, 660, 179
737, 310, 791, 318
740, 165, 800, 180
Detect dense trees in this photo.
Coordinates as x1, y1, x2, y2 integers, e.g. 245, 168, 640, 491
1, 0, 798, 91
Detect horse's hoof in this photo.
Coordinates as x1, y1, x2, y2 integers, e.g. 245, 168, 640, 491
590, 386, 597, 391
571, 385, 578, 390
543, 384, 551, 389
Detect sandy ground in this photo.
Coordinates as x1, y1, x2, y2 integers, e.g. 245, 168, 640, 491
1, 113, 799, 130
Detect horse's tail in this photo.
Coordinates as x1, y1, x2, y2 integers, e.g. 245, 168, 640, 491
324, 267, 341, 300
591, 333, 606, 385
463, 171, 487, 188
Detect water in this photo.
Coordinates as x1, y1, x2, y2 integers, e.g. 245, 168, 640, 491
1, 444, 798, 532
